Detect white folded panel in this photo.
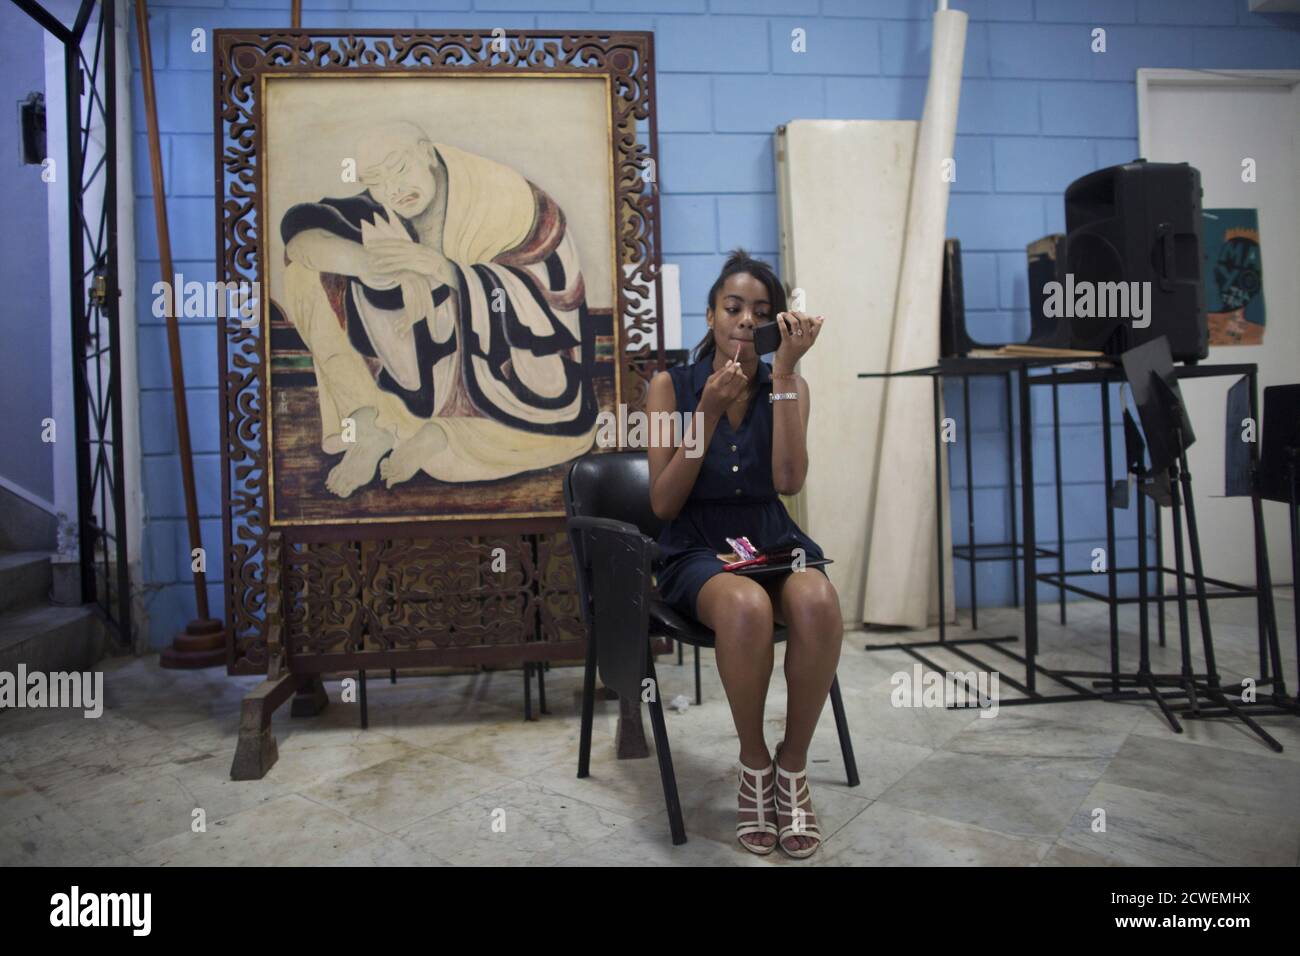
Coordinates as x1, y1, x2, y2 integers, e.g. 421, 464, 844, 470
775, 119, 920, 624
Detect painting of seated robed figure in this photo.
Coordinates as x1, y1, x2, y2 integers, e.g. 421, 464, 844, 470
262, 76, 620, 526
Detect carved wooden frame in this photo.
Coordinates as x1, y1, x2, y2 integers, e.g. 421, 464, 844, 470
214, 29, 664, 676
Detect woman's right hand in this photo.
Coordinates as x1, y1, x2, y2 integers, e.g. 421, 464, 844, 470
699, 359, 749, 420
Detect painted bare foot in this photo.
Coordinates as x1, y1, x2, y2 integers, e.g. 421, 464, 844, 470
379, 421, 448, 489
325, 406, 395, 498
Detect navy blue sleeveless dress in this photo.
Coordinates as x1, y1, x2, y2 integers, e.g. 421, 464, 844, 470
654, 351, 827, 619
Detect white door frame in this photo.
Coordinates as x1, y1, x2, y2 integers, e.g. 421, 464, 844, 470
1138, 68, 1300, 150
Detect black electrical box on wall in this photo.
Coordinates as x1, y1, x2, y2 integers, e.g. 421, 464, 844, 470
19, 91, 45, 165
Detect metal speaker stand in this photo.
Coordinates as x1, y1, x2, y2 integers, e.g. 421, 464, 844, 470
1047, 344, 1293, 751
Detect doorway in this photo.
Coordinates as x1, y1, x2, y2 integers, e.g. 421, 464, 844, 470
1139, 68, 1300, 590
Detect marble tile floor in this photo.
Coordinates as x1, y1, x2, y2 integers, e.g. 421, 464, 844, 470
1, 589, 1297, 867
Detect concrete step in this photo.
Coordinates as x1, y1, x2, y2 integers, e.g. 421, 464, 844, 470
0, 484, 57, 552
0, 551, 53, 614
0, 603, 105, 677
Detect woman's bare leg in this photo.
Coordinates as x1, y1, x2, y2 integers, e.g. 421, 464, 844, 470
695, 572, 777, 849
774, 570, 843, 764
769, 569, 844, 852
695, 573, 776, 766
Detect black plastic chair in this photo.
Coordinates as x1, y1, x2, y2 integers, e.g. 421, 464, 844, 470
563, 450, 860, 846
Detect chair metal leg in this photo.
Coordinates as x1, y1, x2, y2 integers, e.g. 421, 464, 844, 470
677, 640, 683, 665
829, 675, 859, 787
389, 669, 396, 684
358, 669, 368, 730
537, 660, 548, 715
694, 645, 701, 705
523, 662, 534, 721
645, 658, 687, 845
577, 634, 598, 779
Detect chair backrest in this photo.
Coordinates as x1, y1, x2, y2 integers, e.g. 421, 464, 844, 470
563, 450, 659, 700
563, 450, 663, 538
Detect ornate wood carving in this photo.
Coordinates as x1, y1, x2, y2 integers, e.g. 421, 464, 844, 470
215, 30, 664, 673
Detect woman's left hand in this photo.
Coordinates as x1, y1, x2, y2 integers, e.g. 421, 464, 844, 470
773, 311, 824, 374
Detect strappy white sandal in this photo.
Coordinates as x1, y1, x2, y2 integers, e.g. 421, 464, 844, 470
773, 742, 823, 859
736, 759, 779, 855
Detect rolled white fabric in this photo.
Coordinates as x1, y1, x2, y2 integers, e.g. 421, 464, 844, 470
861, 8, 966, 627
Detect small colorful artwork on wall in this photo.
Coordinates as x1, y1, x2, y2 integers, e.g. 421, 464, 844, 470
1203, 208, 1265, 347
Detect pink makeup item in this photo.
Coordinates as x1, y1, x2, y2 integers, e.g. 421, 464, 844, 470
726, 536, 757, 561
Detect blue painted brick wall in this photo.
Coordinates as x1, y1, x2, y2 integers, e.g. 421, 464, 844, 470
129, 0, 1300, 645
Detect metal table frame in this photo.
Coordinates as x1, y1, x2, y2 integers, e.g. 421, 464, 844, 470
948, 368, 1058, 630
858, 357, 1294, 731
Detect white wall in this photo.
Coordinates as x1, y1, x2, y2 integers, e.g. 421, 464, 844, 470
44, 31, 77, 551
0, 5, 55, 511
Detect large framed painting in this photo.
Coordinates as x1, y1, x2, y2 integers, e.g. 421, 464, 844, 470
216, 31, 663, 673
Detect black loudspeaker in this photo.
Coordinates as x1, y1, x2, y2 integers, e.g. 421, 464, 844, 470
1062, 159, 1207, 363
